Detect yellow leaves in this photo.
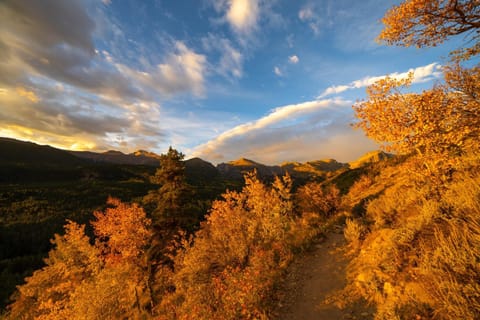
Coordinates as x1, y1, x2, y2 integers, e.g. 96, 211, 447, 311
296, 182, 340, 218
6, 220, 100, 319
343, 153, 480, 319
167, 172, 296, 319
345, 2, 480, 318
353, 65, 480, 176
7, 199, 153, 319
378, 0, 480, 61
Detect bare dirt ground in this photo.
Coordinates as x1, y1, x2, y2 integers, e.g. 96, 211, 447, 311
275, 229, 374, 320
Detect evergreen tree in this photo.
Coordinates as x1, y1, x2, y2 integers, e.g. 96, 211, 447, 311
144, 147, 195, 228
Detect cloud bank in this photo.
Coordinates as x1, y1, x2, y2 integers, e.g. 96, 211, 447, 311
0, 0, 207, 152
318, 63, 443, 98
191, 98, 378, 164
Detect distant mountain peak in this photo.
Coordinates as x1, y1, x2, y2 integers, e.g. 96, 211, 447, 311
103, 150, 125, 156
349, 150, 392, 169
281, 161, 302, 167
282, 158, 347, 175
132, 150, 160, 158
228, 158, 260, 166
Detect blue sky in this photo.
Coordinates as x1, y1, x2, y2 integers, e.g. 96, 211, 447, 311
0, 0, 461, 164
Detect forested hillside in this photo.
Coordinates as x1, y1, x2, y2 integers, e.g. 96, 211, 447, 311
0, 137, 351, 313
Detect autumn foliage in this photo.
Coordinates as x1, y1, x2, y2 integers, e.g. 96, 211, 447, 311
156, 172, 321, 319
354, 65, 480, 177
379, 0, 480, 60
5, 1, 480, 319
343, 0, 480, 319
5, 170, 329, 319
6, 198, 153, 319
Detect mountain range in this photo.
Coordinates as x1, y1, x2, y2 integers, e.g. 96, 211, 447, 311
0, 137, 391, 180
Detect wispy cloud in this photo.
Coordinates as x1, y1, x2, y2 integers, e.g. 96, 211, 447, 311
113, 42, 207, 98
318, 63, 443, 98
274, 66, 283, 76
298, 4, 322, 35
202, 34, 244, 80
1, 0, 208, 101
191, 98, 378, 164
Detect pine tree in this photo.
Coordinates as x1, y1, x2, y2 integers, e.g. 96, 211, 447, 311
143, 147, 195, 228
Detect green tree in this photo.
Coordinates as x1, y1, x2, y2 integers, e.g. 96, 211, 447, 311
143, 147, 195, 228
142, 147, 198, 310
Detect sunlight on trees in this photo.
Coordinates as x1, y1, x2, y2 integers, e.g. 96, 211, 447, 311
353, 66, 480, 174
6, 199, 153, 319
144, 171, 327, 319
93, 197, 152, 266
343, 1, 480, 319
7, 221, 100, 319
163, 172, 295, 319
379, 0, 480, 60
6, 2, 480, 319
355, 0, 480, 176
296, 182, 340, 219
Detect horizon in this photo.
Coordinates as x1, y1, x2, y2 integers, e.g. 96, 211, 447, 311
0, 0, 460, 164
1, 135, 387, 166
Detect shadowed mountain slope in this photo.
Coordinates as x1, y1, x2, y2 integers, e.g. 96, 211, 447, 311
0, 137, 85, 166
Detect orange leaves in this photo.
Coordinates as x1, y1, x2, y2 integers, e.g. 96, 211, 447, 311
353, 74, 415, 154
92, 197, 152, 266
7, 199, 153, 319
296, 182, 340, 218
378, 0, 480, 60
7, 221, 100, 319
353, 65, 480, 175
167, 172, 295, 319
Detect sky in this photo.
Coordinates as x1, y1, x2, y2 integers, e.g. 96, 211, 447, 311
0, 0, 462, 164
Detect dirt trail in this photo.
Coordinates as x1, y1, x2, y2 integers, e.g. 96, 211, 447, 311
276, 229, 373, 320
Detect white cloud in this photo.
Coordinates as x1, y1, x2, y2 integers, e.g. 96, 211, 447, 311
274, 66, 282, 76
289, 55, 299, 64
191, 98, 378, 164
318, 63, 443, 98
